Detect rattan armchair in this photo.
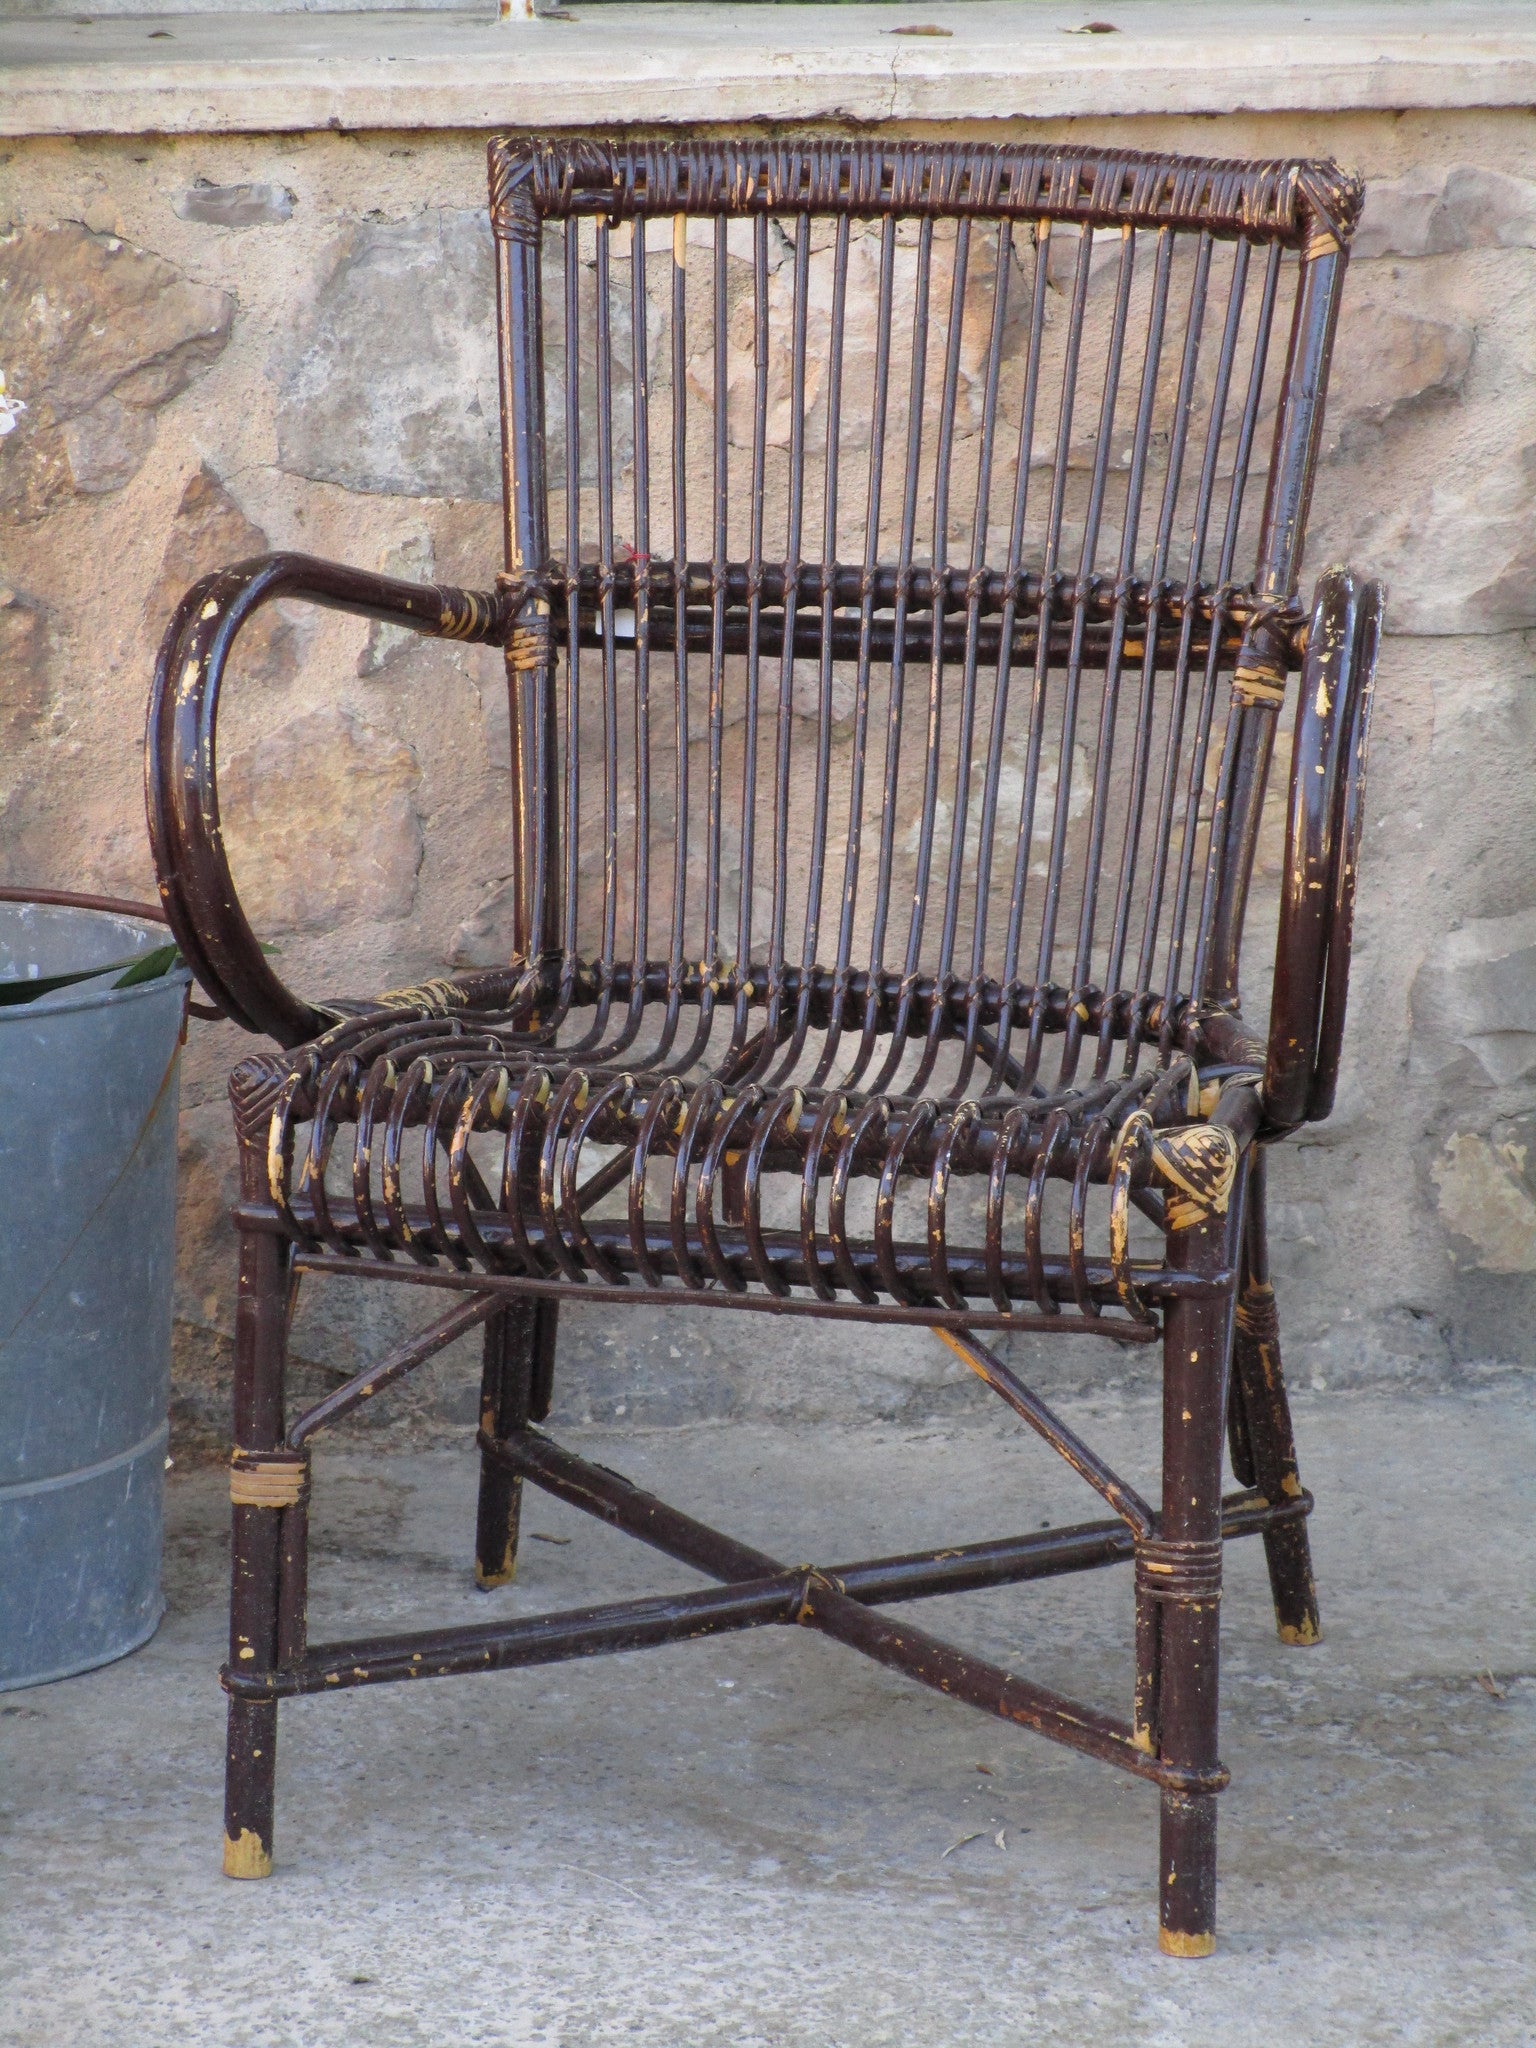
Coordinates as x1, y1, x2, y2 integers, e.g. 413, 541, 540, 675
147, 135, 1383, 1956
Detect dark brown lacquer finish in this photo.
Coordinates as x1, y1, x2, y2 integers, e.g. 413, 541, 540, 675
145, 135, 1385, 1950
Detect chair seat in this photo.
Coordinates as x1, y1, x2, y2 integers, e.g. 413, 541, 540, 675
234, 969, 1246, 1335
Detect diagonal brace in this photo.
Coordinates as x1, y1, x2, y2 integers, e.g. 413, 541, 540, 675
934, 1328, 1155, 1536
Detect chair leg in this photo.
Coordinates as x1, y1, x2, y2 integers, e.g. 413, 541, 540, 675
1148, 1177, 1239, 1957
475, 1300, 558, 1588
1231, 1150, 1321, 1647
223, 1209, 291, 1879
1224, 1335, 1258, 1489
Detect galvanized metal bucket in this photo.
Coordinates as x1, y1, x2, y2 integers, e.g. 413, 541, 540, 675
0, 900, 190, 1690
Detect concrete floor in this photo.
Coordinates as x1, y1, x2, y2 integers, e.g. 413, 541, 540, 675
3, 1383, 1533, 2046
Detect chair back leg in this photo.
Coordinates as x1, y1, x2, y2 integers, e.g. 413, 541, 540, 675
475, 1301, 558, 1588
1231, 1149, 1322, 1645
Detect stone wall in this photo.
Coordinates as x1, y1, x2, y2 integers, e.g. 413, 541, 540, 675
2, 108, 1533, 1451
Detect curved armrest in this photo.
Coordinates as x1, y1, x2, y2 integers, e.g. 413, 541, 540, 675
1264, 566, 1385, 1131
145, 551, 506, 1046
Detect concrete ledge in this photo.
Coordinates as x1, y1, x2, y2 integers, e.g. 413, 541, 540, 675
3, 2, 1536, 139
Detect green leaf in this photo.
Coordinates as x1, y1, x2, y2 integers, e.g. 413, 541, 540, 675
0, 959, 135, 1005
0, 945, 187, 1005
112, 944, 184, 989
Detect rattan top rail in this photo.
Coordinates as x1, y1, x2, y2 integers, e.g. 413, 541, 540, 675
488, 137, 1364, 249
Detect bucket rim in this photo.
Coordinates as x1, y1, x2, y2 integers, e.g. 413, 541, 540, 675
0, 960, 192, 1024
0, 896, 190, 1022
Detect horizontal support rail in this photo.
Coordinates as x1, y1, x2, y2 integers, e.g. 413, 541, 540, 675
256, 1207, 1237, 1324
832, 1487, 1308, 1604
226, 1574, 804, 1697
558, 558, 1298, 645
283, 1248, 1188, 1339
334, 963, 1198, 1050
563, 608, 1231, 675
222, 1492, 1304, 1700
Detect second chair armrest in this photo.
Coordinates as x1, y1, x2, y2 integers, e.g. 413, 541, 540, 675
1264, 565, 1386, 1132
145, 551, 507, 1046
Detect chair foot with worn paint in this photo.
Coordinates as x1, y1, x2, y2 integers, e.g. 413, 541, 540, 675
147, 134, 1387, 1952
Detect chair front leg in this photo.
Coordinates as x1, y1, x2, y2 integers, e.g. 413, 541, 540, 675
1145, 1151, 1244, 1957
223, 1129, 297, 1879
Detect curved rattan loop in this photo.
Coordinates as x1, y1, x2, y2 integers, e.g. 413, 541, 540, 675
669, 1080, 723, 1291
380, 1056, 443, 1265
447, 1065, 507, 1273
548, 947, 582, 1039
1106, 1107, 1156, 1322
351, 1055, 398, 1263
145, 553, 507, 1045
1308, 578, 1385, 1122
418, 1062, 478, 1273
829, 1099, 889, 1306
538, 1071, 594, 1284
1024, 1109, 1071, 1315
927, 1101, 981, 1313
629, 1078, 684, 1288
984, 1099, 1034, 1315
986, 980, 1027, 1093
500, 1067, 554, 1275
1265, 568, 1359, 1129
697, 1089, 765, 1293
875, 1101, 938, 1307
560, 1074, 634, 1285
742, 1089, 805, 1298
1021, 981, 1058, 1092
799, 1093, 848, 1304
306, 1054, 360, 1259
1146, 1054, 1196, 1127
265, 1060, 314, 1244
1067, 1115, 1110, 1320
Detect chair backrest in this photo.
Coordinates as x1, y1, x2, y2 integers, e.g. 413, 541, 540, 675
487, 136, 1361, 1102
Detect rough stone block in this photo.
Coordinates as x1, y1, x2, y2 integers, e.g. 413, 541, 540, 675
1356, 164, 1536, 259
60, 395, 157, 495
1432, 1128, 1536, 1272
143, 464, 294, 682
218, 705, 423, 934
451, 872, 518, 969
1328, 454, 1536, 636
357, 530, 436, 676
1327, 300, 1472, 447
0, 585, 50, 754
276, 210, 501, 501
1410, 906, 1536, 1085
0, 222, 233, 521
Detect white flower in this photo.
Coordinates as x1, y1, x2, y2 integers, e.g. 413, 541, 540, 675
0, 370, 26, 439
